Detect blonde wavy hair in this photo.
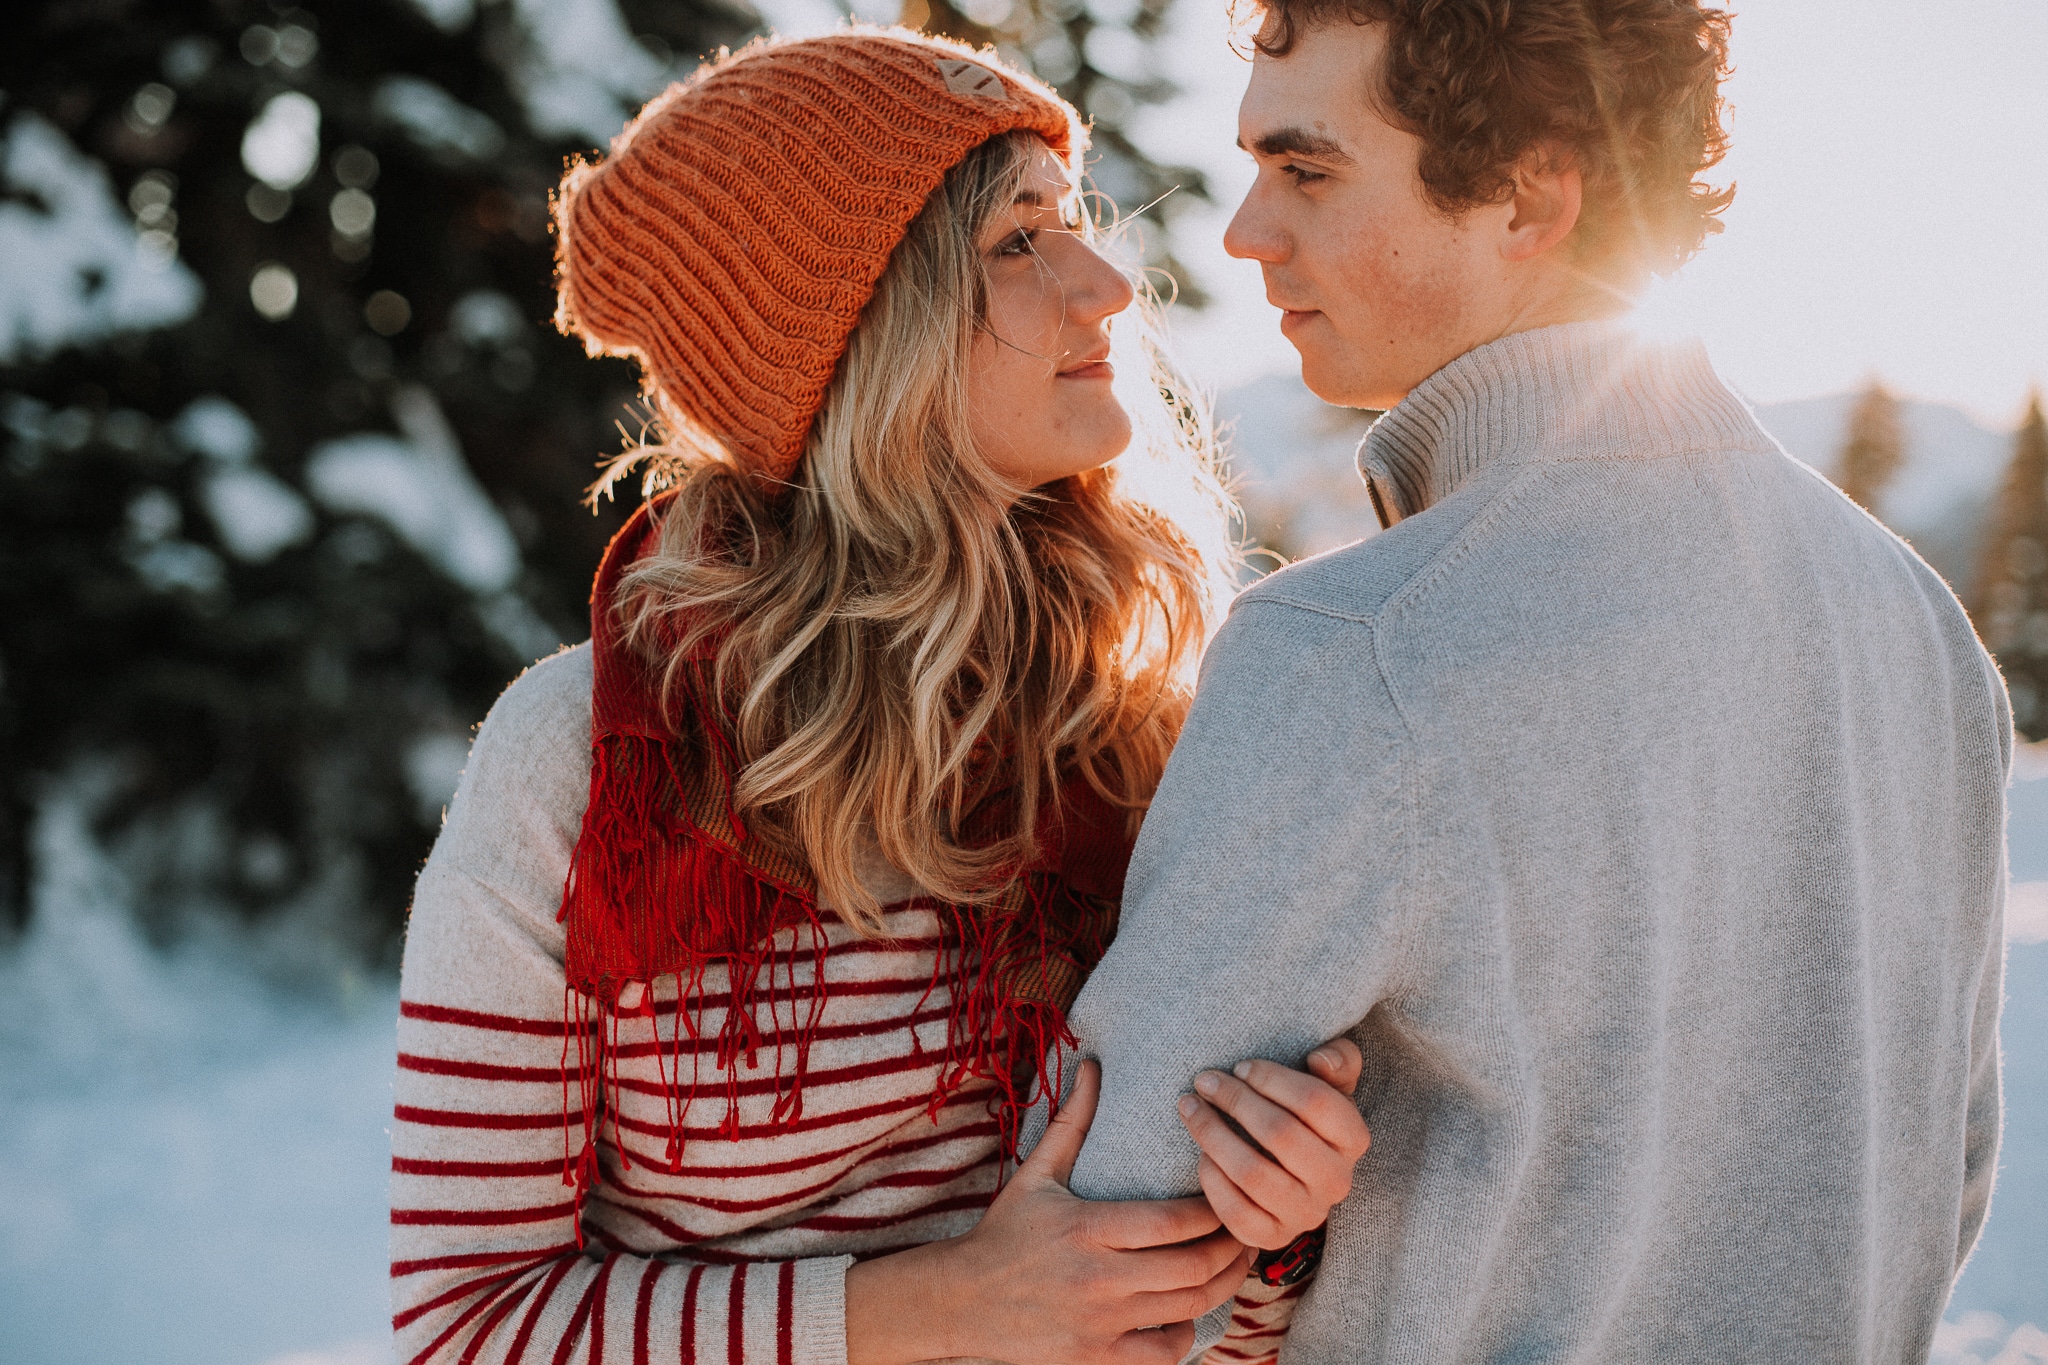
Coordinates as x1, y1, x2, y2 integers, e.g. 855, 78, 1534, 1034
599, 131, 1238, 930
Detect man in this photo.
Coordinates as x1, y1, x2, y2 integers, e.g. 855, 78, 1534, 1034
1050, 1, 2009, 1359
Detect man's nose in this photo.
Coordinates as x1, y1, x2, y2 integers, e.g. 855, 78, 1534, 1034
1224, 181, 1286, 265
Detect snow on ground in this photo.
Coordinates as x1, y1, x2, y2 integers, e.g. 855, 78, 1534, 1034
0, 768, 2043, 1365
0, 771, 400, 1365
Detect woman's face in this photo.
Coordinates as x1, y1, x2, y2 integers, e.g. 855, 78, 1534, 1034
965, 144, 1138, 488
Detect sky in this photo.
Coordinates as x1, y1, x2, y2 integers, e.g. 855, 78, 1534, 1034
1139, 0, 2048, 427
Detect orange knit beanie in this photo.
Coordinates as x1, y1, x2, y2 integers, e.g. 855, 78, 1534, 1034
553, 28, 1086, 486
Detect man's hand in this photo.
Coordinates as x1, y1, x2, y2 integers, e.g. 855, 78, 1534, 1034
846, 1059, 1252, 1365
1176, 1038, 1370, 1249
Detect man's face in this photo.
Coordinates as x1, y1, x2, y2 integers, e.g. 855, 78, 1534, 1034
1226, 20, 1509, 410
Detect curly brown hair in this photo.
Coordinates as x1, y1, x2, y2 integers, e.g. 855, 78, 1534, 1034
1242, 0, 1734, 278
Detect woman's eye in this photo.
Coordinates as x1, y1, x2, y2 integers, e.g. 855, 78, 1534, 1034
995, 229, 1037, 257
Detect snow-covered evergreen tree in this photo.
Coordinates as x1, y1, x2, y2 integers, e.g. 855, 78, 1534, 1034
0, 0, 753, 957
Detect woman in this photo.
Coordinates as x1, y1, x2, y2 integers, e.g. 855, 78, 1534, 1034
390, 29, 1367, 1365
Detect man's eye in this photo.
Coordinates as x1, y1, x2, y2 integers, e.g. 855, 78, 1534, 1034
1281, 163, 1328, 186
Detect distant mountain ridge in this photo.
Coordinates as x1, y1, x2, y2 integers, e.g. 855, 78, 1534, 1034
1216, 371, 2015, 595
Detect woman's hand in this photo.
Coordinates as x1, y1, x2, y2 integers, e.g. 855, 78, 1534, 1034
1176, 1037, 1370, 1250
845, 1060, 1251, 1365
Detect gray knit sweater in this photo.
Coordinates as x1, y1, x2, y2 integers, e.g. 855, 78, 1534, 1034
1051, 322, 2009, 1363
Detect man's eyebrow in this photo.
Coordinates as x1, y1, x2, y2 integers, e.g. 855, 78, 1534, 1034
1239, 127, 1354, 164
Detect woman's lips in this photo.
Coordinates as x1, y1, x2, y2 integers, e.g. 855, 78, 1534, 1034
1058, 360, 1115, 380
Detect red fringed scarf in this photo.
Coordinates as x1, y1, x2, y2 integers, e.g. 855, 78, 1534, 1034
556, 497, 1131, 1221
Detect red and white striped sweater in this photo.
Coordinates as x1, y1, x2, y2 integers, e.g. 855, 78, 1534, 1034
392, 645, 1298, 1365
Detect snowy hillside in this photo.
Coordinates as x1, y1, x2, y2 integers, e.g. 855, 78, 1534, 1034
1217, 371, 2016, 595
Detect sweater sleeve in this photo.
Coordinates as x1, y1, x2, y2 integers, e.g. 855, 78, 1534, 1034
1955, 898, 2003, 1277
1043, 597, 1425, 1353
389, 646, 852, 1365
1955, 656, 2011, 1278
1204, 1276, 1308, 1364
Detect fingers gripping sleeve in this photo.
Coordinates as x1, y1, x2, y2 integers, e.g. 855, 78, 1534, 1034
390, 648, 853, 1365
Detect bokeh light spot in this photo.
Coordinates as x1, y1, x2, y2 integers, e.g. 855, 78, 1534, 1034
364, 290, 411, 337
250, 263, 298, 321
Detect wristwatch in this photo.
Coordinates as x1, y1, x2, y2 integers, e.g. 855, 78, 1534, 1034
1251, 1225, 1327, 1288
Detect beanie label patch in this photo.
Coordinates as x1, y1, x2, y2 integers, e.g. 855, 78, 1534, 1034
937, 58, 1010, 102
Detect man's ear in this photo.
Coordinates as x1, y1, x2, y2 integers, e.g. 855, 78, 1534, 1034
1500, 144, 1583, 263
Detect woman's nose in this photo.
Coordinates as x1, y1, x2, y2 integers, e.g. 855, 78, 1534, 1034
1067, 241, 1137, 324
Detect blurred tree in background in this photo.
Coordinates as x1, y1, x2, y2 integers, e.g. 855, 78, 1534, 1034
0, 0, 1208, 967
1973, 393, 2048, 739
0, 0, 750, 964
1836, 379, 1904, 514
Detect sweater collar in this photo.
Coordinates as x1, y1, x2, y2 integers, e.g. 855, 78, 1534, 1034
1356, 319, 1764, 526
